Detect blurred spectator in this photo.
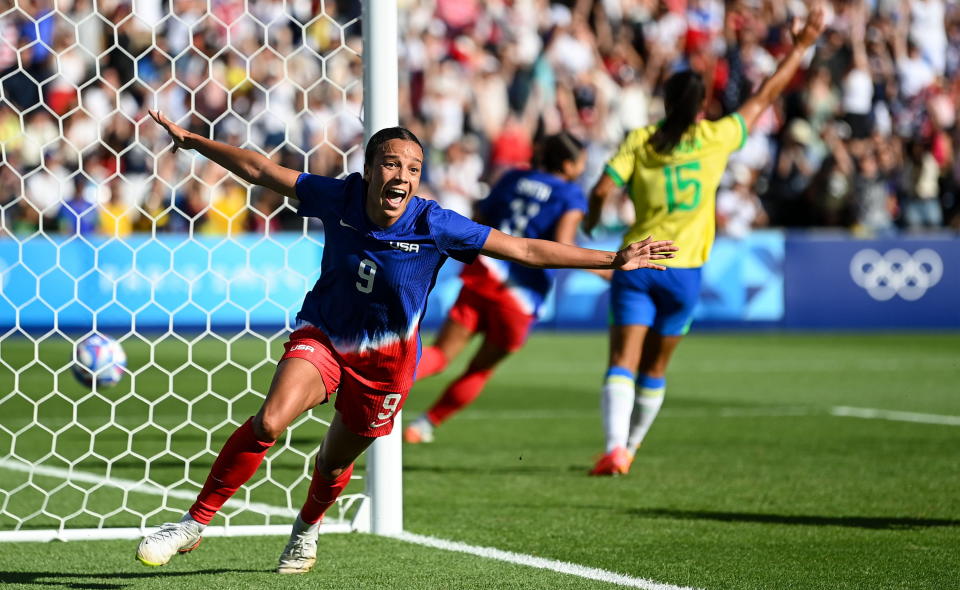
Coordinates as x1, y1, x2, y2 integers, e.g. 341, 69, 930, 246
765, 119, 816, 226
900, 138, 945, 229
247, 189, 284, 235
842, 9, 874, 139
0, 0, 957, 238
851, 143, 898, 236
431, 136, 485, 216
98, 181, 133, 237
205, 178, 249, 236
25, 149, 73, 223
910, 0, 947, 74
58, 176, 98, 235
717, 164, 769, 239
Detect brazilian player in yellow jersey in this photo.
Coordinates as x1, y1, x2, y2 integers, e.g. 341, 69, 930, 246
583, 5, 826, 475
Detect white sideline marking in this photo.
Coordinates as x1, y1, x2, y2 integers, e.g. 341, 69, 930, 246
830, 406, 960, 426
0, 462, 701, 589
392, 532, 702, 590
507, 357, 957, 375
453, 407, 818, 421
449, 405, 960, 426
0, 457, 294, 517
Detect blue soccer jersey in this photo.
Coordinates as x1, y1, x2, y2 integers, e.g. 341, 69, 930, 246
295, 172, 491, 392
460, 168, 587, 316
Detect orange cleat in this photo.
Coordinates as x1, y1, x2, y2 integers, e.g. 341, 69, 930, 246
403, 421, 434, 444
589, 446, 633, 476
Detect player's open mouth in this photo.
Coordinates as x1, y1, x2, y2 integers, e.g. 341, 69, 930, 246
384, 187, 406, 208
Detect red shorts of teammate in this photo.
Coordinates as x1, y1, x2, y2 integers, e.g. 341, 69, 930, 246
280, 324, 408, 438
447, 286, 535, 352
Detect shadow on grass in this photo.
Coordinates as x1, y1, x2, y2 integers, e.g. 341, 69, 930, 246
629, 508, 960, 530
0, 568, 262, 588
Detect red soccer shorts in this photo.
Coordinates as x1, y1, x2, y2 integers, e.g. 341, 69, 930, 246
447, 286, 535, 352
281, 325, 409, 438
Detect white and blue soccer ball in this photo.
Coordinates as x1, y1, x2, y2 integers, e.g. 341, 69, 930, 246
72, 334, 127, 387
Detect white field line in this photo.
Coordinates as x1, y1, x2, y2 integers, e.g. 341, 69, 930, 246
829, 406, 960, 426
0, 461, 703, 590
392, 532, 702, 590
506, 357, 958, 374
451, 407, 818, 421
436, 405, 960, 426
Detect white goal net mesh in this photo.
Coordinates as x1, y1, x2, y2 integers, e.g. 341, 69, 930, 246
0, 0, 370, 540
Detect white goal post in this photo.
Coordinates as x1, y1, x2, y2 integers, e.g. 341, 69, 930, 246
0, 0, 401, 542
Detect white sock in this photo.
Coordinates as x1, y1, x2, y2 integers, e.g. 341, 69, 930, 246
600, 369, 635, 452
627, 382, 665, 454
180, 512, 206, 531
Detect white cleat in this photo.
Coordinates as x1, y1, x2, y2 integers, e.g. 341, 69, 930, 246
403, 415, 435, 444
277, 515, 319, 574
136, 517, 204, 566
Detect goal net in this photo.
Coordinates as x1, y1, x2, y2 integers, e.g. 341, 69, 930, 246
0, 0, 393, 542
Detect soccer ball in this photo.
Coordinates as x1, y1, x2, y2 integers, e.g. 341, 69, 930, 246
72, 334, 127, 387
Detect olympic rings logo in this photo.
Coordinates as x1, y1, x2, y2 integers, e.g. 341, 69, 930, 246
849, 249, 943, 301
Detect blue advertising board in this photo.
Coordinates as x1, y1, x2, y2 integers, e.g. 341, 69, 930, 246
1, 232, 785, 332
783, 235, 960, 328
0, 234, 323, 331
5, 231, 953, 331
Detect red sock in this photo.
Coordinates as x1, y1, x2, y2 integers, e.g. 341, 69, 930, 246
299, 463, 355, 524
426, 367, 493, 426
416, 346, 447, 379
189, 417, 275, 525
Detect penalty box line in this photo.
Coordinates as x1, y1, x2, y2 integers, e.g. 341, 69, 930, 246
0, 458, 702, 589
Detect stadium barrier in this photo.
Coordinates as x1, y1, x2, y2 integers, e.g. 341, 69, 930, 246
3, 230, 955, 332
783, 233, 958, 329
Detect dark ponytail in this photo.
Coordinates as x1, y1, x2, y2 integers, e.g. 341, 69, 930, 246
536, 132, 585, 174
649, 71, 705, 155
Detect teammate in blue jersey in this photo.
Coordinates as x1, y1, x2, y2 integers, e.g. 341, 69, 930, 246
136, 111, 677, 574
405, 132, 589, 444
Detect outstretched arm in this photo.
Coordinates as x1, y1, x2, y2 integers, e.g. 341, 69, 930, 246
481, 229, 677, 271
148, 110, 301, 200
737, 5, 826, 131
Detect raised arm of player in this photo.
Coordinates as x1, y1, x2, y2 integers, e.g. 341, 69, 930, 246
148, 110, 301, 200
481, 229, 677, 271
736, 5, 826, 132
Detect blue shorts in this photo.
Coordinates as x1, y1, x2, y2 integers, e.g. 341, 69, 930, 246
609, 267, 702, 336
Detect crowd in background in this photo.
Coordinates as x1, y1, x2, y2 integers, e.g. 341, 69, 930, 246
1, 0, 959, 240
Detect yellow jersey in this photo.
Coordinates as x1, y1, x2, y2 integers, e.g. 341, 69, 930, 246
604, 113, 747, 267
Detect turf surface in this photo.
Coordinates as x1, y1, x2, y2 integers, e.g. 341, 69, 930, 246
1, 331, 958, 589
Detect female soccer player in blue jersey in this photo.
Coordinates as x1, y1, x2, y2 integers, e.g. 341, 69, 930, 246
404, 132, 589, 444
583, 7, 825, 476
136, 113, 677, 573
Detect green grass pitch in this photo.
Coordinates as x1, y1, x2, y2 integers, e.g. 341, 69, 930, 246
1, 331, 958, 589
